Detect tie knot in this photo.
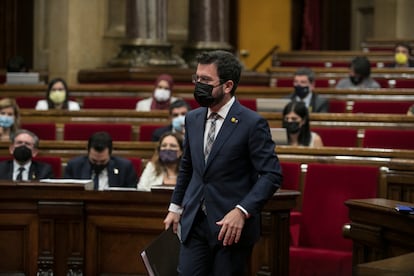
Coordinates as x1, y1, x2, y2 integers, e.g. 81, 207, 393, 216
19, 167, 25, 172
209, 113, 220, 121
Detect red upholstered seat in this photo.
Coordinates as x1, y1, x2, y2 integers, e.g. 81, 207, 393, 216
139, 124, 167, 141
328, 99, 347, 113
82, 97, 141, 109
15, 96, 43, 108
352, 100, 413, 114
21, 123, 56, 140
312, 127, 358, 147
63, 123, 132, 141
126, 157, 142, 177
290, 163, 378, 276
33, 156, 62, 178
362, 129, 414, 150
280, 162, 301, 191
239, 99, 257, 111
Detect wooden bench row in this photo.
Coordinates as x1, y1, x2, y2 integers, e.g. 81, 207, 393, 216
1, 141, 412, 203
3, 84, 414, 102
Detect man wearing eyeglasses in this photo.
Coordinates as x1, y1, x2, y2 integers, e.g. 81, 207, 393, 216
163, 50, 283, 275
0, 129, 53, 181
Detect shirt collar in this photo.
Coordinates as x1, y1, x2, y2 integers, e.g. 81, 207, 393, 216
207, 96, 235, 120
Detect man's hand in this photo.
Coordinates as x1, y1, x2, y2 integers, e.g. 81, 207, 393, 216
163, 211, 181, 233
216, 208, 245, 246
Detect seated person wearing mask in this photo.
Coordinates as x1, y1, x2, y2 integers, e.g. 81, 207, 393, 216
389, 42, 414, 68
138, 132, 184, 191
152, 99, 191, 141
0, 129, 53, 180
287, 67, 329, 113
282, 101, 323, 147
136, 74, 178, 111
64, 131, 138, 190
35, 78, 80, 111
336, 56, 381, 89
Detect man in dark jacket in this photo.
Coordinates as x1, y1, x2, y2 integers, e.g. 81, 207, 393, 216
64, 131, 137, 190
0, 129, 53, 181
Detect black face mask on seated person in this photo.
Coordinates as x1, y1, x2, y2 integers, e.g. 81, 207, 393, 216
193, 82, 224, 107
283, 121, 301, 134
294, 85, 310, 99
90, 162, 108, 175
13, 145, 32, 163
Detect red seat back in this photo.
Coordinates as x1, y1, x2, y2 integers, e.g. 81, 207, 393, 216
300, 163, 378, 251
139, 124, 166, 141
126, 157, 143, 177
280, 162, 301, 191
352, 100, 413, 114
312, 127, 358, 147
63, 123, 132, 141
21, 123, 56, 140
15, 96, 43, 108
362, 129, 414, 150
33, 156, 62, 178
328, 99, 347, 113
83, 97, 141, 109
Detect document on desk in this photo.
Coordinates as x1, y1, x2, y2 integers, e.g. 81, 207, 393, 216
140, 227, 181, 276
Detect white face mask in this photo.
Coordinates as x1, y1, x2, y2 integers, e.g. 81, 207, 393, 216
153, 88, 171, 102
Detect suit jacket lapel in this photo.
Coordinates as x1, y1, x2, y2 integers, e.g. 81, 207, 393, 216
205, 101, 241, 169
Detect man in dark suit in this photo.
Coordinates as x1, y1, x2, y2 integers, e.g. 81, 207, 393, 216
0, 129, 53, 180
151, 99, 191, 141
163, 50, 283, 275
64, 131, 137, 190
288, 67, 329, 113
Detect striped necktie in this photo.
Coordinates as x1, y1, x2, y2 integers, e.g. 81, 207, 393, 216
204, 113, 220, 161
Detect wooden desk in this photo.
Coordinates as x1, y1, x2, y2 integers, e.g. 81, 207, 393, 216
0, 182, 299, 276
344, 198, 414, 273
357, 252, 414, 276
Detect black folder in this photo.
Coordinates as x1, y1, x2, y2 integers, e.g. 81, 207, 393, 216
140, 227, 181, 276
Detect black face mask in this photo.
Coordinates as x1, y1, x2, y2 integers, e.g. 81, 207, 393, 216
90, 162, 107, 175
159, 149, 179, 164
13, 146, 32, 163
294, 85, 310, 99
193, 82, 224, 107
283, 121, 301, 134
350, 76, 363, 85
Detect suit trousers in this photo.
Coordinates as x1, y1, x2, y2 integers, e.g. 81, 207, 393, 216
178, 208, 253, 276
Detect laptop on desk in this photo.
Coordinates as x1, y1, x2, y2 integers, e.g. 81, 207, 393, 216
256, 98, 291, 112
270, 128, 289, 145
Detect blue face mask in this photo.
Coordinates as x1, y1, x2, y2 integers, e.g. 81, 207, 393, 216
0, 115, 14, 128
172, 115, 185, 132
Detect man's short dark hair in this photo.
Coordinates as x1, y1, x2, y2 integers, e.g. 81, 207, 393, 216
395, 42, 412, 55
88, 132, 113, 154
294, 67, 315, 83
196, 50, 242, 96
351, 56, 371, 78
169, 99, 191, 114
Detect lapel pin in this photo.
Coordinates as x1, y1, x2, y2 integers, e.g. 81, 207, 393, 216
231, 117, 238, 124
114, 168, 119, 175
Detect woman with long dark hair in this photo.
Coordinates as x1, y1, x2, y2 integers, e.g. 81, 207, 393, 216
282, 101, 323, 147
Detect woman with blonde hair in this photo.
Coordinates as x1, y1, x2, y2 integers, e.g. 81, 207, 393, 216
137, 131, 184, 191
0, 98, 20, 141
